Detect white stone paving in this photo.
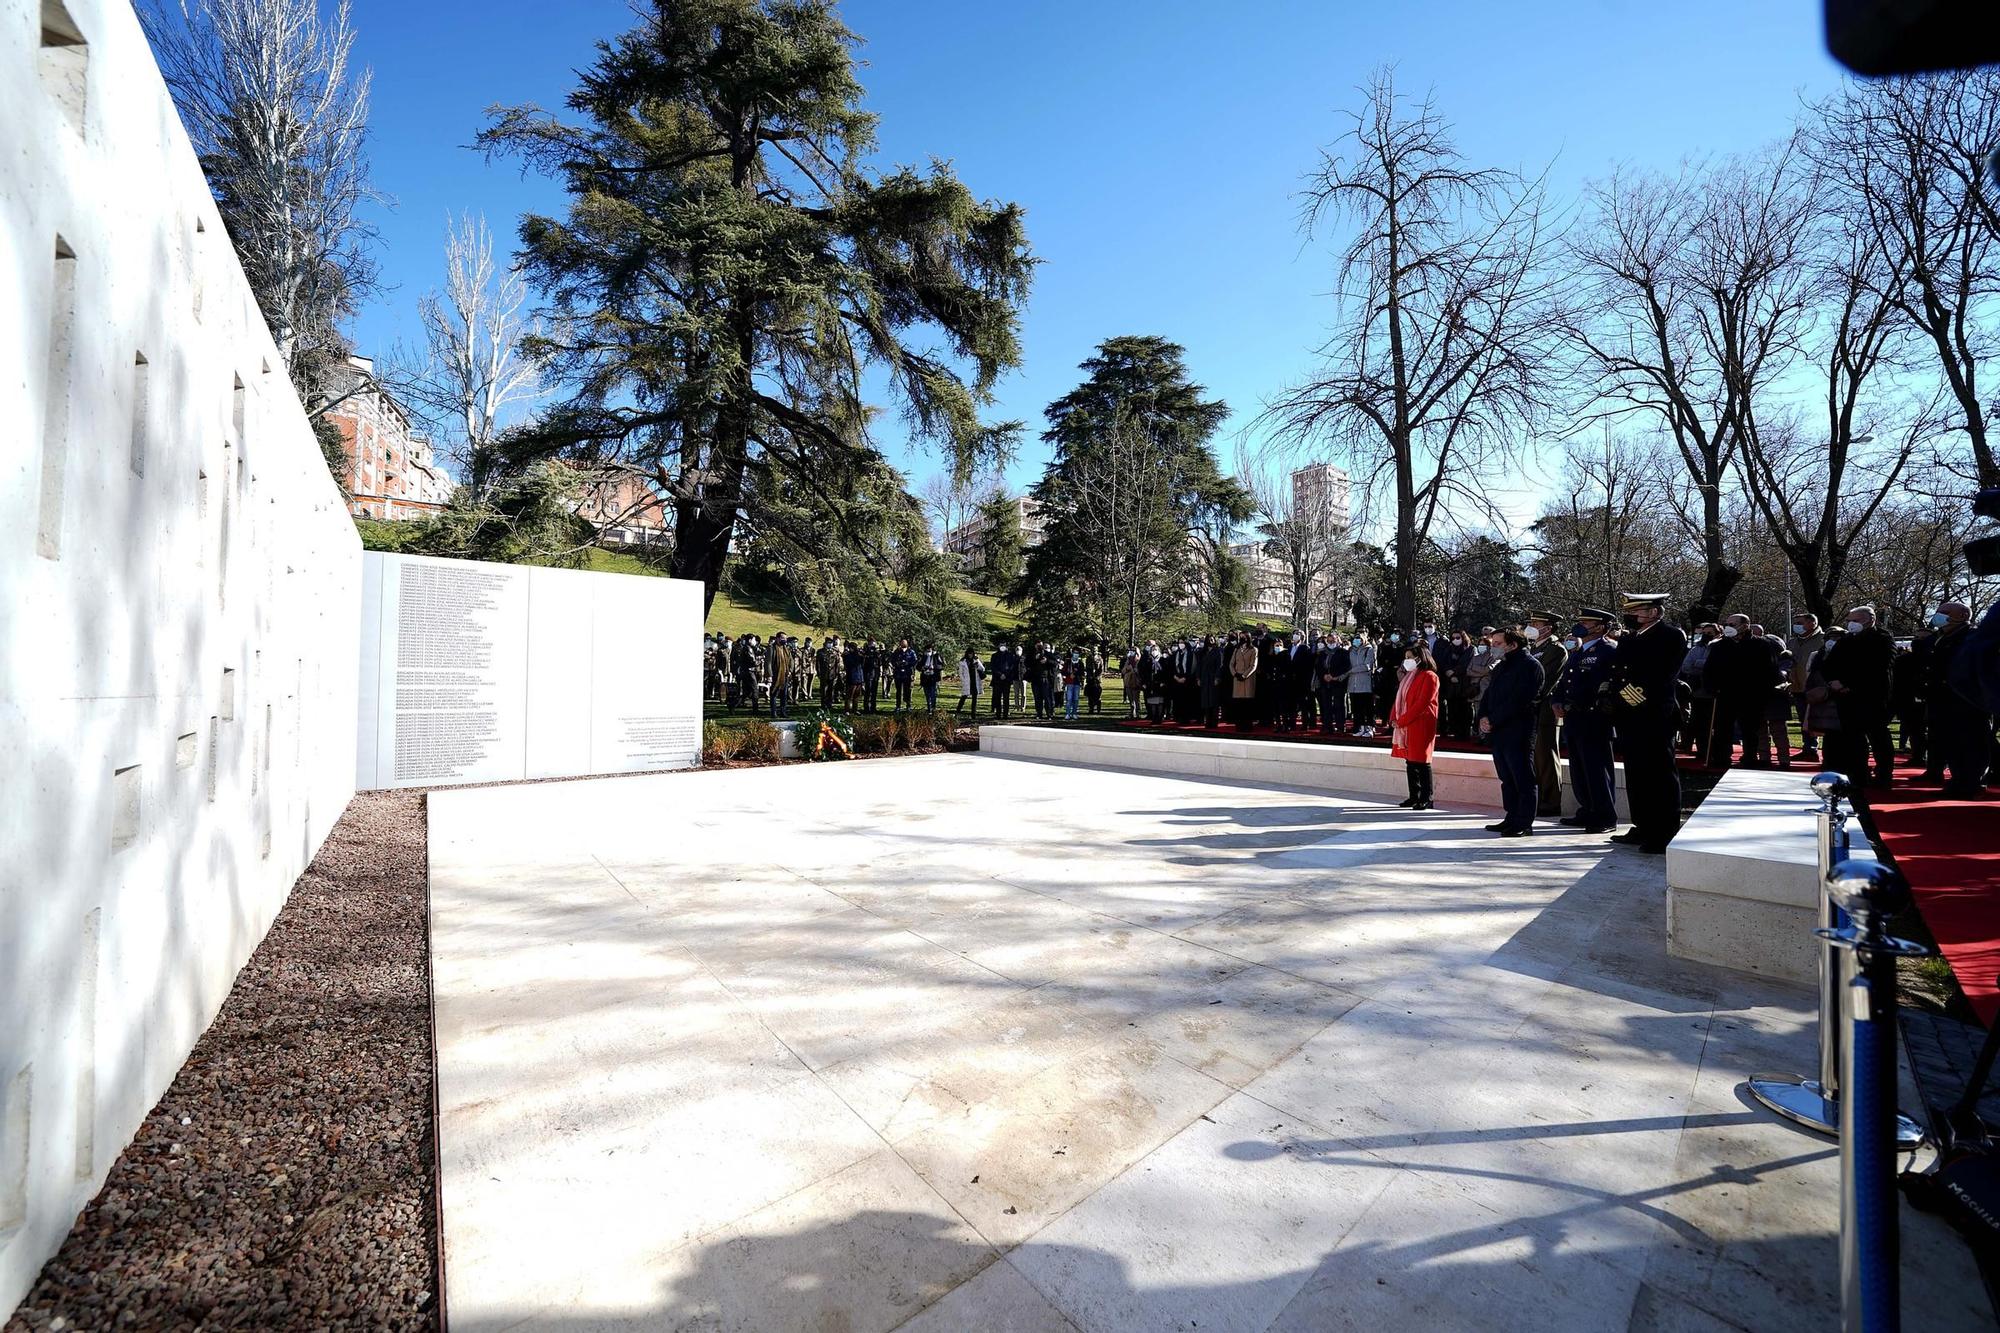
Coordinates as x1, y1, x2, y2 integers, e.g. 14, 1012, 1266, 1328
426, 752, 1990, 1332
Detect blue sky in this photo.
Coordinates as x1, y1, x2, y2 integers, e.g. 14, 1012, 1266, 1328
346, 0, 1850, 528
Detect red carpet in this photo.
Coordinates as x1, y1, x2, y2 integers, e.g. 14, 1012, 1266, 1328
1093, 716, 1496, 755
1867, 764, 2000, 1026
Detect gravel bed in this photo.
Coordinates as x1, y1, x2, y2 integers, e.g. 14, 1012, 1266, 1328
5, 790, 438, 1333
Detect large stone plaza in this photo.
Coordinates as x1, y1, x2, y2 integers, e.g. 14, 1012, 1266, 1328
8, 0, 2000, 1326
425, 752, 1987, 1331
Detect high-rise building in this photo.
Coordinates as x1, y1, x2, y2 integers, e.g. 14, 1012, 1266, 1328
1230, 462, 1353, 624
1292, 461, 1351, 530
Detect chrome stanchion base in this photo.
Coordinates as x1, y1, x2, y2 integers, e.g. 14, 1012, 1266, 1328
1746, 1073, 1924, 1147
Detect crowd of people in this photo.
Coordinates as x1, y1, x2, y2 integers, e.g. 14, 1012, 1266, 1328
702, 594, 1998, 851
1677, 603, 1995, 800
703, 632, 955, 717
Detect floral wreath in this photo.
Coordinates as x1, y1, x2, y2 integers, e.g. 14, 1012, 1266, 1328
799, 708, 856, 761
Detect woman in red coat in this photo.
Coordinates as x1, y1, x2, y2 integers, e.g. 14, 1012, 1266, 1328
1391, 642, 1441, 810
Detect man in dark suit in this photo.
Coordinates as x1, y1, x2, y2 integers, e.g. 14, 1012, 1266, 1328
1926, 601, 1990, 795
1316, 634, 1350, 734
1702, 613, 1780, 767
1477, 627, 1545, 836
1612, 593, 1690, 852
1820, 605, 1896, 788
889, 638, 918, 713
988, 642, 1019, 720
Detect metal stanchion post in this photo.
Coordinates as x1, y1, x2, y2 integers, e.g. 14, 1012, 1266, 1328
1819, 858, 1930, 1333
1748, 775, 1923, 1148
1748, 773, 1851, 1136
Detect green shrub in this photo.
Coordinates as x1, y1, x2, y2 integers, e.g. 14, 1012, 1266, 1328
852, 716, 889, 754
737, 719, 780, 762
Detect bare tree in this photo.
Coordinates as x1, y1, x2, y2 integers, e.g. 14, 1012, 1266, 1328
1733, 205, 1932, 623
1237, 446, 1351, 629
1525, 430, 1664, 611
388, 213, 544, 496
1848, 478, 1998, 625
1808, 72, 2000, 489
1260, 70, 1567, 627
916, 467, 997, 554
142, 0, 378, 409
1567, 143, 1815, 617
1070, 417, 1179, 645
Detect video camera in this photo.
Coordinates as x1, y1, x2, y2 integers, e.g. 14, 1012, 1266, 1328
1967, 488, 2000, 578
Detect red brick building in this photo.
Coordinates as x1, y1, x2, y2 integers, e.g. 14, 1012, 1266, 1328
325, 356, 453, 520
571, 465, 670, 549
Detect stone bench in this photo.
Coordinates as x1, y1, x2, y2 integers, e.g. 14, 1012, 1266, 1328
1665, 767, 1822, 986
978, 724, 1628, 819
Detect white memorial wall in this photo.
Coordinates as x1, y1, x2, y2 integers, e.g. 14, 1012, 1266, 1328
0, 0, 360, 1315
356, 552, 704, 789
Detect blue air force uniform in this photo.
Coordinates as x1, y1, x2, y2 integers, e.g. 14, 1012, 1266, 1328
1550, 627, 1619, 829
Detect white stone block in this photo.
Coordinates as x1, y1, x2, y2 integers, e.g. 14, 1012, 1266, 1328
1666, 888, 1818, 986
1665, 768, 1826, 986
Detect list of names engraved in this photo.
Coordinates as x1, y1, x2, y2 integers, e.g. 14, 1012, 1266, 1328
392, 562, 519, 783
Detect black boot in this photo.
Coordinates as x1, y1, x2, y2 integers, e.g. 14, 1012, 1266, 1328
1412, 764, 1434, 810
1397, 765, 1419, 808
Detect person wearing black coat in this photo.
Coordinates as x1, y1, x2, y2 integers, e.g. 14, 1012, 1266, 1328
1820, 606, 1896, 788
1316, 637, 1351, 733
988, 642, 1020, 720
1434, 633, 1471, 738
1476, 628, 1546, 835
1197, 636, 1227, 728
1169, 639, 1198, 723
1035, 644, 1062, 720
1293, 634, 1319, 731
1701, 614, 1780, 767
889, 639, 918, 712
1611, 594, 1691, 852
1899, 632, 1933, 773
1263, 635, 1294, 731
861, 639, 883, 713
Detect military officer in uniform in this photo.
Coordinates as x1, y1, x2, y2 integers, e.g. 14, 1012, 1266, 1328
1527, 612, 1569, 818
1550, 609, 1619, 833
1609, 593, 1689, 853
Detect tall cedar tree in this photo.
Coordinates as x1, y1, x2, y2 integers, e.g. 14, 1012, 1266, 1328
480, 0, 1033, 611
972, 492, 1024, 594
1017, 337, 1248, 645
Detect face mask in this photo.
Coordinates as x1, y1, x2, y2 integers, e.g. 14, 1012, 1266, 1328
1524, 626, 1542, 641
1423, 626, 1435, 635
1721, 626, 1737, 638
1474, 644, 1489, 654
1402, 658, 1417, 671
1389, 634, 1401, 643
1846, 620, 1864, 634
1792, 624, 1806, 636
1929, 612, 1951, 628
1563, 637, 1579, 650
